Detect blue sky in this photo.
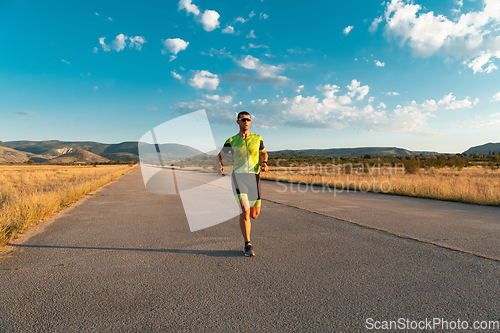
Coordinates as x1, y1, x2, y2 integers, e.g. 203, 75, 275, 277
1, 0, 499, 153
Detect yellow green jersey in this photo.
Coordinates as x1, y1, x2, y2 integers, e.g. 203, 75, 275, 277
221, 133, 266, 174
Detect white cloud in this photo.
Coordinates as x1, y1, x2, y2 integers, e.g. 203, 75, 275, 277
493, 91, 500, 101
129, 36, 146, 50
93, 47, 98, 53
222, 25, 237, 34
110, 34, 127, 51
108, 17, 112, 21
161, 38, 189, 61
178, 0, 200, 16
375, 60, 385, 67
249, 11, 255, 18
248, 43, 269, 49
369, 96, 376, 103
62, 59, 70, 65
205, 94, 233, 103
385, 91, 400, 95
200, 10, 220, 31
421, 99, 438, 111
189, 70, 219, 90
369, 16, 383, 33
246, 30, 256, 38
99, 37, 110, 51
98, 34, 145, 52
378, 102, 387, 108
295, 85, 304, 93
437, 93, 473, 109
260, 13, 269, 19
381, 0, 500, 73
223, 55, 290, 86
93, 86, 98, 90
347, 79, 370, 101
171, 71, 182, 81
235, 17, 247, 24
343, 26, 354, 35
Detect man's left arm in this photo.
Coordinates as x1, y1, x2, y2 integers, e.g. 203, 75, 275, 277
259, 139, 268, 173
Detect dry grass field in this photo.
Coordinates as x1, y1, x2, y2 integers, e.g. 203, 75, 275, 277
0, 164, 136, 245
261, 165, 500, 206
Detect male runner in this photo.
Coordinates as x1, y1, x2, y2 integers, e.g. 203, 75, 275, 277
217, 111, 268, 257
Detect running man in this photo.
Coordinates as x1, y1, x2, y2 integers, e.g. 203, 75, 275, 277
217, 111, 268, 257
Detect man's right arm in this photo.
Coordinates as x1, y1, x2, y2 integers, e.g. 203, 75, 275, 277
216, 151, 227, 174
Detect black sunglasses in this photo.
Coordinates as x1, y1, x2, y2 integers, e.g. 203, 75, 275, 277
239, 118, 251, 122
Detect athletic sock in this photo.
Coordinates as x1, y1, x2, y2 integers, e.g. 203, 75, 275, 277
245, 241, 251, 246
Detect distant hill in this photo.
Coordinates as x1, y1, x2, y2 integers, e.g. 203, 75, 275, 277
48, 150, 110, 163
0, 146, 32, 163
102, 142, 139, 155
101, 153, 139, 162
0, 140, 108, 156
269, 147, 439, 157
463, 142, 500, 155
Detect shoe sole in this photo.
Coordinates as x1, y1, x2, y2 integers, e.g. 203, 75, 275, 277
244, 251, 255, 257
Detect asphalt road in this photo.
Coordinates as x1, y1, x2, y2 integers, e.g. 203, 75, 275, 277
0, 167, 499, 332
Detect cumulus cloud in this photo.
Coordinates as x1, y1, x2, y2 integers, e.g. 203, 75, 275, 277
178, 0, 220, 32
493, 91, 500, 101
369, 16, 383, 33
178, 0, 200, 16
173, 80, 476, 133
200, 10, 220, 31
129, 36, 146, 50
347, 79, 370, 101
189, 70, 219, 90
295, 85, 304, 93
205, 94, 233, 103
93, 47, 98, 53
260, 13, 269, 19
222, 25, 237, 34
385, 91, 400, 95
222, 55, 290, 87
173, 87, 433, 133
246, 30, 256, 38
380, 0, 500, 73
343, 26, 354, 35
161, 38, 189, 61
98, 34, 145, 52
375, 60, 385, 67
437, 93, 473, 109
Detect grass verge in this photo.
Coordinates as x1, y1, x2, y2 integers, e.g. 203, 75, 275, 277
0, 164, 137, 246
261, 165, 500, 206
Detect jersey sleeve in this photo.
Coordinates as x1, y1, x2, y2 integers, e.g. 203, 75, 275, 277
259, 137, 266, 152
221, 138, 233, 155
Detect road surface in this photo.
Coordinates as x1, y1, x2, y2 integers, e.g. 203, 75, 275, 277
0, 167, 498, 332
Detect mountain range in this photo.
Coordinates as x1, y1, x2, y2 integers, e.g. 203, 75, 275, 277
0, 140, 498, 163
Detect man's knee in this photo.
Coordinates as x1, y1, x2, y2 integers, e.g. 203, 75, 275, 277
250, 208, 260, 219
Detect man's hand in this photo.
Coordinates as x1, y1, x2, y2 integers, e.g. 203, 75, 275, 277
260, 163, 268, 173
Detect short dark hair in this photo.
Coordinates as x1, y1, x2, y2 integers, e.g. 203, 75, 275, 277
237, 111, 251, 120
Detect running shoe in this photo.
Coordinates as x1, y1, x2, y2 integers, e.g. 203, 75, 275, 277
244, 243, 255, 257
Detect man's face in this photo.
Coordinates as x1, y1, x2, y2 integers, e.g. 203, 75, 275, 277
237, 115, 251, 131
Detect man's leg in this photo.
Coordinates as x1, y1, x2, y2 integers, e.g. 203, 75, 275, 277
249, 206, 260, 219
239, 199, 251, 242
